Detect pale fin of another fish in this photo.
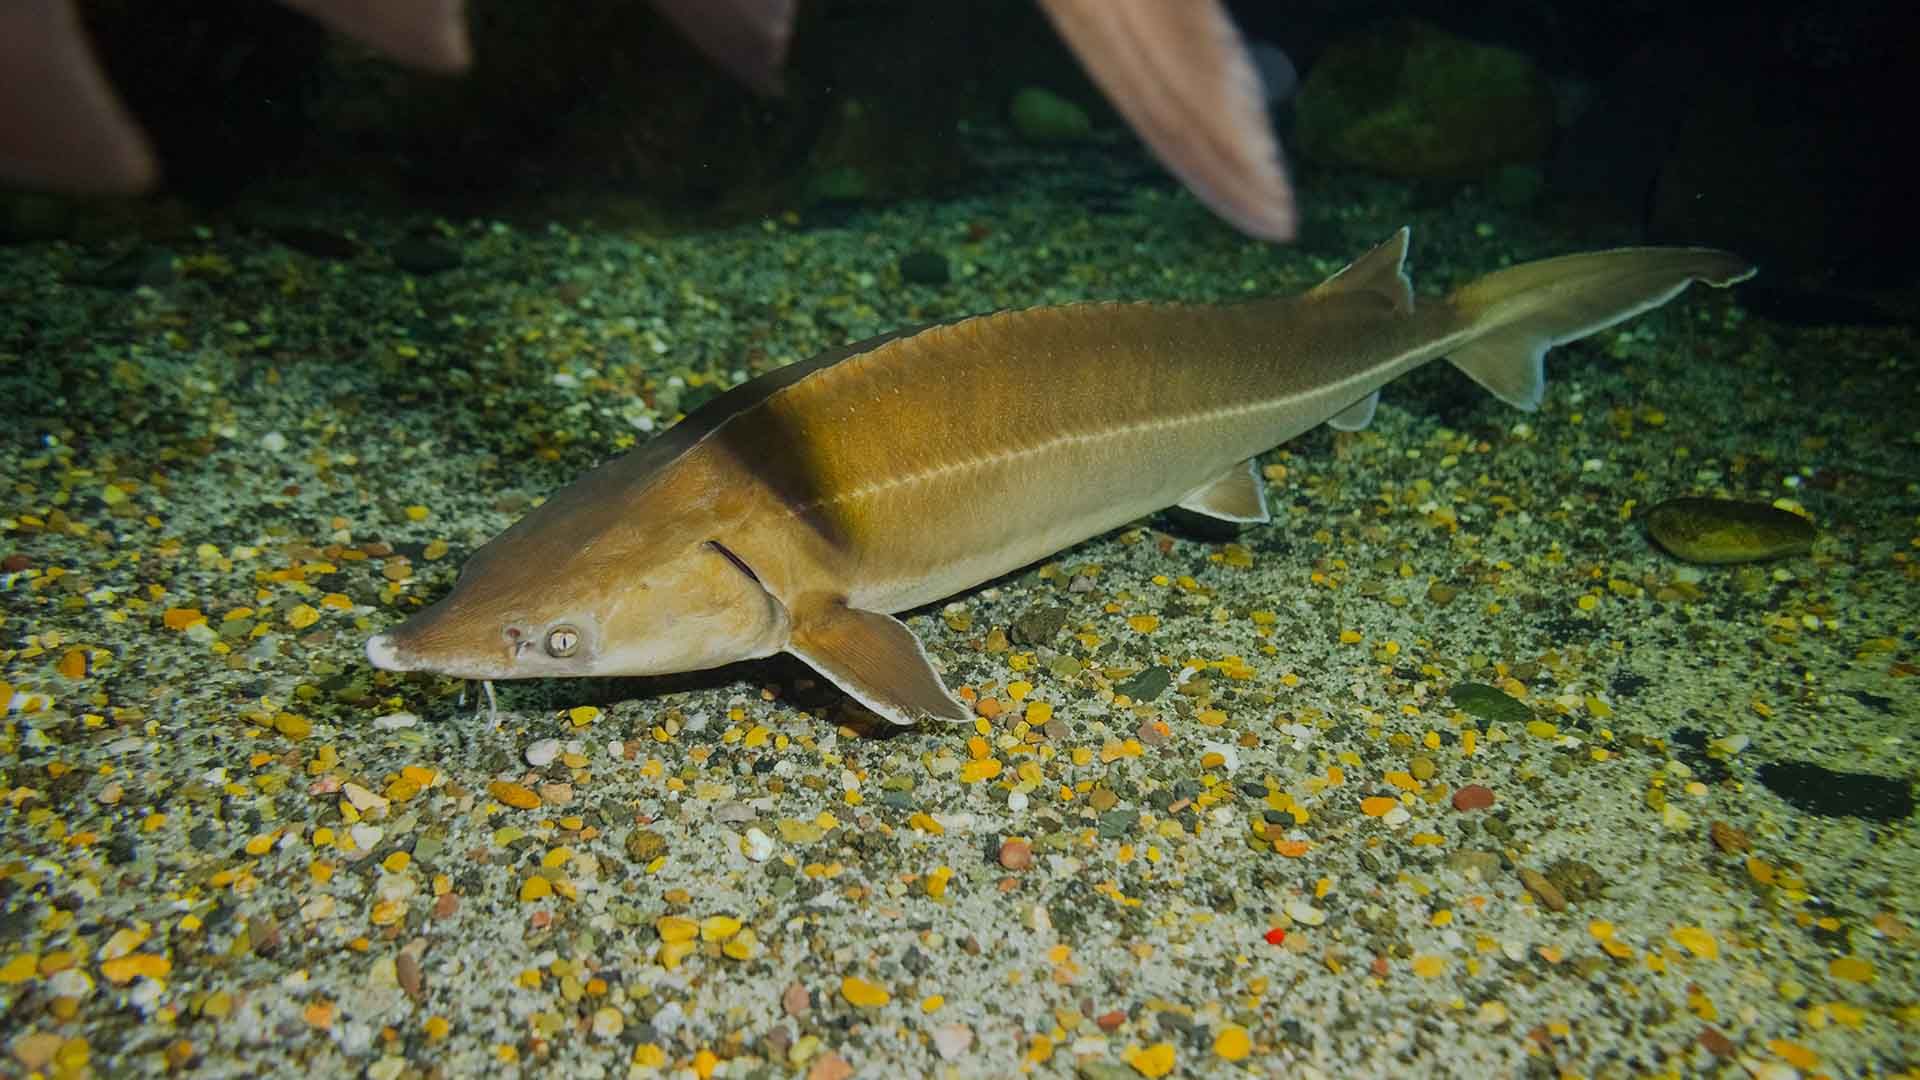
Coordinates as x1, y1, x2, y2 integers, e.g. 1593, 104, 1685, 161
1307, 226, 1414, 313
0, 0, 155, 193
1177, 458, 1271, 523
1326, 392, 1380, 432
1445, 247, 1758, 411
787, 602, 971, 727
1036, 0, 1295, 241
281, 0, 471, 72
650, 0, 796, 96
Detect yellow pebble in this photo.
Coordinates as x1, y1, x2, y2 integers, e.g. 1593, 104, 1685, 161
1670, 925, 1718, 959
487, 781, 541, 809
656, 916, 698, 944
518, 877, 552, 902
925, 866, 952, 900
699, 915, 742, 942
1213, 1023, 1251, 1061
1126, 1042, 1177, 1078
405, 505, 430, 521
287, 604, 320, 629
959, 759, 1002, 783
840, 976, 890, 1008
1828, 956, 1874, 983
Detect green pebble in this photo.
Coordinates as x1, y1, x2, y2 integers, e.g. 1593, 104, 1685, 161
1644, 497, 1814, 564
1449, 682, 1530, 726
1114, 665, 1171, 702
1010, 87, 1092, 143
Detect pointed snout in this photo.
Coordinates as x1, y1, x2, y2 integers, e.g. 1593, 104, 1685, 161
365, 632, 415, 673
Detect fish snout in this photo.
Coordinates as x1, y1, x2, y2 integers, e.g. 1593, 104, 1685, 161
364, 632, 415, 673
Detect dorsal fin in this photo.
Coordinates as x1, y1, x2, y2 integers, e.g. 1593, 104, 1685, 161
1308, 226, 1414, 314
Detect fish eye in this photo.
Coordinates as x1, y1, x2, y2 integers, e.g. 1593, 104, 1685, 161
545, 625, 581, 658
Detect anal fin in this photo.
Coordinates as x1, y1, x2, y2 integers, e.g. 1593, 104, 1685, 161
787, 600, 970, 726
1177, 458, 1270, 524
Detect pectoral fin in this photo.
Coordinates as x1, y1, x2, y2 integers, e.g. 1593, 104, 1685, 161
1177, 458, 1270, 523
787, 601, 970, 726
1326, 391, 1380, 432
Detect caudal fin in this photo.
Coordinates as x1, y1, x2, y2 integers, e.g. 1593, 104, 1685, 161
1444, 247, 1756, 411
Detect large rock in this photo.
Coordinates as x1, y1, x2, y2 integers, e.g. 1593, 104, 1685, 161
1294, 19, 1555, 180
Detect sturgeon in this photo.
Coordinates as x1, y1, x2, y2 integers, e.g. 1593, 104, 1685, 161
365, 229, 1753, 724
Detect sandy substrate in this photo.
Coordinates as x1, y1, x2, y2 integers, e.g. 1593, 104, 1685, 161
2, 148, 1916, 1078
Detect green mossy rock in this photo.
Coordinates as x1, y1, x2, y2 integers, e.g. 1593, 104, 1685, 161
1644, 497, 1816, 564
1295, 19, 1555, 180
1010, 86, 1093, 143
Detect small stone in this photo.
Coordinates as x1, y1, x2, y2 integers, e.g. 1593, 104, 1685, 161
11, 1032, 62, 1070
1010, 86, 1092, 142
807, 1053, 854, 1080
525, 739, 561, 768
342, 783, 389, 813
931, 1022, 973, 1060
1709, 820, 1750, 853
1452, 785, 1496, 812
840, 976, 890, 1008
487, 781, 541, 809
1095, 1009, 1126, 1032
1114, 666, 1172, 702
1285, 899, 1326, 926
625, 829, 667, 863
396, 952, 424, 1000
1449, 683, 1530, 726
591, 1006, 624, 1039
742, 827, 775, 862
783, 982, 811, 1017
999, 838, 1033, 870
1517, 867, 1567, 912
1645, 497, 1815, 564
1696, 1026, 1737, 1058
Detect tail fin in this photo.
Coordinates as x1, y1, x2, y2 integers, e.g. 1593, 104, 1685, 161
1444, 248, 1756, 410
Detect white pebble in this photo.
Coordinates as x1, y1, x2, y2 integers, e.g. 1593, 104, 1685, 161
742, 827, 774, 862
1285, 899, 1327, 926
371, 712, 418, 730
47, 968, 93, 1000
1381, 805, 1411, 828
932, 1023, 974, 1060
342, 782, 389, 813
525, 738, 561, 767
591, 1006, 625, 1039
349, 824, 383, 851
259, 431, 288, 453
1006, 789, 1029, 813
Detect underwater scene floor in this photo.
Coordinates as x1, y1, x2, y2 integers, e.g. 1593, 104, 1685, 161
2, 151, 1916, 1078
